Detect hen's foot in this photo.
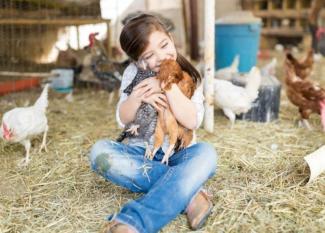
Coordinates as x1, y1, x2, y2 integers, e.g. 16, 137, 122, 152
126, 125, 140, 136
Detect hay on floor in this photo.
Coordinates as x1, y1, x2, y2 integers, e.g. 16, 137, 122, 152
1, 52, 325, 232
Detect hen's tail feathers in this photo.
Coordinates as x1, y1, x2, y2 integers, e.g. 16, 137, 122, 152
116, 131, 126, 142
34, 84, 49, 112
245, 67, 262, 102
261, 58, 277, 77
174, 138, 182, 152
230, 55, 240, 72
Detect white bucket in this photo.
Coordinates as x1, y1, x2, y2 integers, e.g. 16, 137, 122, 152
50, 69, 74, 93
304, 145, 325, 184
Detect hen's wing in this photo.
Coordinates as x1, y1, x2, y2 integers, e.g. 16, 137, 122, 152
293, 80, 325, 101
178, 72, 196, 98
214, 79, 251, 113
5, 107, 47, 142
123, 69, 156, 95
4, 108, 35, 141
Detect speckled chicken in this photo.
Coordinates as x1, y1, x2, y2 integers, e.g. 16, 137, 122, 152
116, 68, 157, 156
87, 33, 124, 92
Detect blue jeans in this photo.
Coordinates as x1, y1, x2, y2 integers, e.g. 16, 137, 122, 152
89, 139, 217, 233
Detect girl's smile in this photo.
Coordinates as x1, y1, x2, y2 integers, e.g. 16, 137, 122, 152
139, 31, 177, 72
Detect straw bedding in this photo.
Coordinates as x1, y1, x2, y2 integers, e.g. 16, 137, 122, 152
1, 52, 325, 232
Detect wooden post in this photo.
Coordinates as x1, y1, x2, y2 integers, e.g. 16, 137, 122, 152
203, 0, 215, 133
189, 0, 199, 61
106, 22, 111, 58
76, 26, 80, 49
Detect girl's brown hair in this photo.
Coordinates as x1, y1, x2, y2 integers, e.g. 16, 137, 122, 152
119, 13, 201, 84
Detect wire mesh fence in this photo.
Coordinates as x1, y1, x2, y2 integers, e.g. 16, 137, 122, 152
0, 0, 114, 95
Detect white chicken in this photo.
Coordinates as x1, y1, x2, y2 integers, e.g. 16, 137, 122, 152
261, 58, 277, 78
215, 55, 240, 81
0, 84, 49, 166
214, 67, 262, 127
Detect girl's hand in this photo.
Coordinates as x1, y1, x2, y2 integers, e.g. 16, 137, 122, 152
142, 93, 168, 111
128, 83, 151, 104
129, 82, 168, 111
133, 77, 162, 98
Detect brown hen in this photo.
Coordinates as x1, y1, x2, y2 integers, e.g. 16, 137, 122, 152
149, 59, 196, 164
286, 49, 314, 80
284, 59, 325, 130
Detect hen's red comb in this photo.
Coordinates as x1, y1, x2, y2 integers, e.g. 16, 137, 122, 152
89, 32, 99, 47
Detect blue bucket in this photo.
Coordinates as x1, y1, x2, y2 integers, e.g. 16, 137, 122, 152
50, 69, 74, 93
215, 12, 261, 73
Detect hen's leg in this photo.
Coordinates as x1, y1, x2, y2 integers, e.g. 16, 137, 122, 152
223, 108, 236, 128
39, 125, 49, 153
152, 119, 164, 159
144, 142, 153, 159
143, 112, 158, 160
161, 113, 178, 165
18, 139, 31, 167
299, 108, 313, 130
319, 100, 325, 131
108, 91, 115, 105
301, 119, 313, 130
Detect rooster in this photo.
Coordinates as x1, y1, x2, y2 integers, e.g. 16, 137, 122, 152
286, 49, 314, 80
88, 33, 129, 81
0, 84, 49, 166
284, 60, 325, 130
151, 59, 196, 165
214, 67, 262, 127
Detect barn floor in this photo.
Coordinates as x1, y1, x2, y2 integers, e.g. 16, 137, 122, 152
1, 52, 325, 233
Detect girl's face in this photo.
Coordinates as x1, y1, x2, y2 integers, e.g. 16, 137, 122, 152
138, 30, 177, 72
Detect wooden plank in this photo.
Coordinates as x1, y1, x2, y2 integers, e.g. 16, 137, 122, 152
253, 9, 308, 18
262, 28, 305, 37
0, 18, 110, 26
295, 0, 303, 28
0, 71, 57, 78
105, 22, 111, 58
283, 0, 289, 9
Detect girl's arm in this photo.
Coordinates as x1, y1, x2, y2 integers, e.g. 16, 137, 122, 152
118, 94, 143, 126
116, 63, 139, 128
165, 83, 204, 130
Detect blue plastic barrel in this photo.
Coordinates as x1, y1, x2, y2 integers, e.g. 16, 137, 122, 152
50, 69, 74, 93
215, 17, 261, 72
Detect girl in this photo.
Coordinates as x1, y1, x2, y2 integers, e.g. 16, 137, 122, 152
89, 14, 217, 233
